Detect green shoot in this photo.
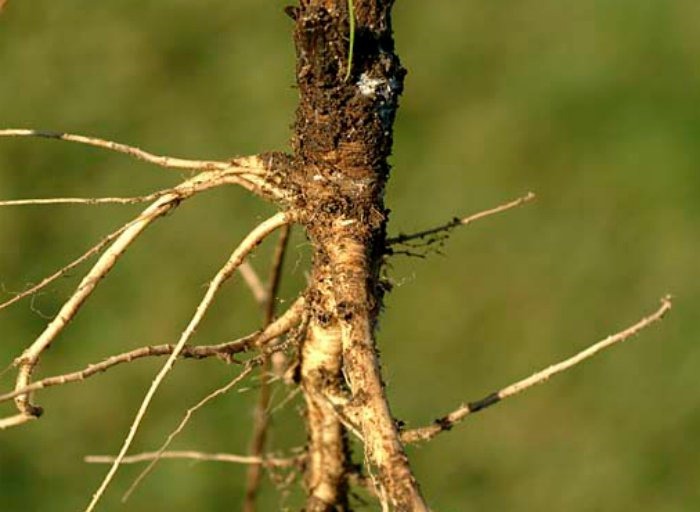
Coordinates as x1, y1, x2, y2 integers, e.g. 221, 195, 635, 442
344, 0, 355, 82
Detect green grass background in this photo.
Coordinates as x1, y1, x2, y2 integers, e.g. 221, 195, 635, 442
1, 1, 698, 510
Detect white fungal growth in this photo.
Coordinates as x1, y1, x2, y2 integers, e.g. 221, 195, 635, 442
357, 73, 386, 97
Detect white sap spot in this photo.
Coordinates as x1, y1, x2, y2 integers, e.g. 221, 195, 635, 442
357, 73, 386, 97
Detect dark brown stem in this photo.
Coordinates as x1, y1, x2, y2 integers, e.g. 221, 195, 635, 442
289, 1, 427, 509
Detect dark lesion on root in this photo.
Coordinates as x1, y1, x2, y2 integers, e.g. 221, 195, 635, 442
431, 392, 503, 433
25, 404, 44, 418
385, 216, 463, 254
468, 391, 501, 413
433, 416, 453, 432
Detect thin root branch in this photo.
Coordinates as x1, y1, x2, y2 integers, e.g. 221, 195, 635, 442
85, 450, 301, 468
0, 169, 289, 430
0, 293, 305, 405
0, 223, 130, 313
84, 211, 289, 512
387, 192, 535, 248
0, 129, 265, 174
122, 366, 256, 502
9, 194, 183, 426
401, 295, 673, 444
0, 192, 167, 207
239, 261, 268, 305
0, 168, 273, 315
244, 224, 291, 511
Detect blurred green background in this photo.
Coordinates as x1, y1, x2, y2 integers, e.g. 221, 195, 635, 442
1, 1, 698, 510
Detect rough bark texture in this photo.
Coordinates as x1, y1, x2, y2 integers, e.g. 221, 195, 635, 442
288, 1, 427, 509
